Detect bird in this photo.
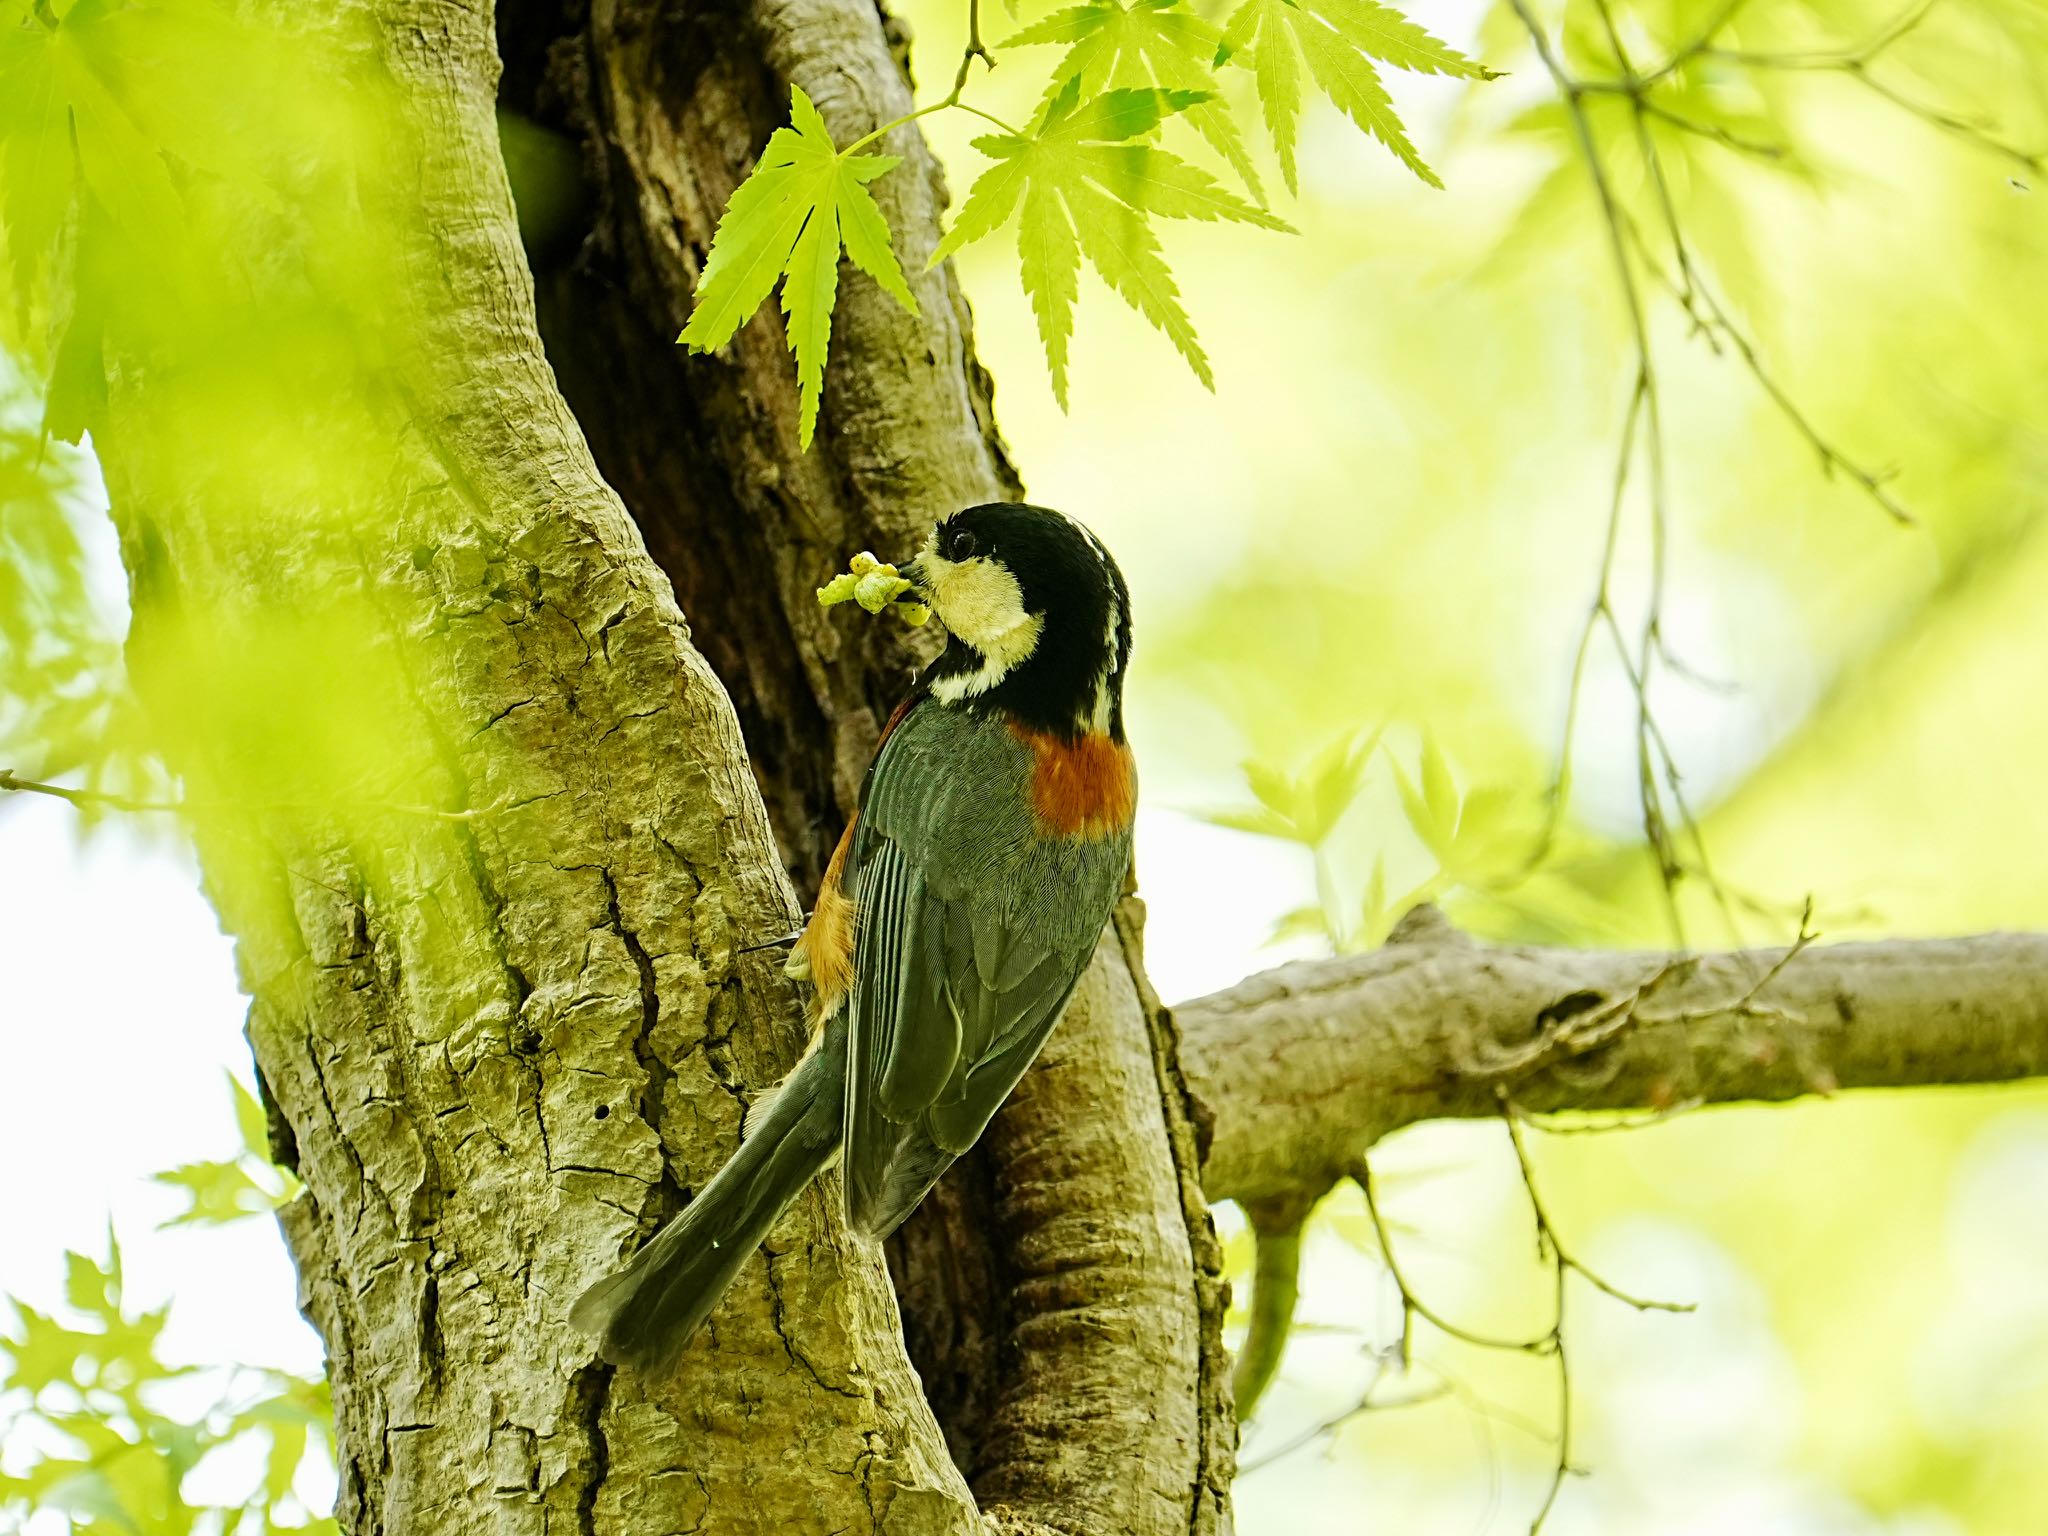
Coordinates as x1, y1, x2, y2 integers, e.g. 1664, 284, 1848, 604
571, 502, 1137, 1377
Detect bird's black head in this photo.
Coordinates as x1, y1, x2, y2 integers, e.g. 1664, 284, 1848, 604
903, 502, 1132, 742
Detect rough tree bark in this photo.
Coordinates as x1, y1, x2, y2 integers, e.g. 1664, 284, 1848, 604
48, 1, 2048, 1534
85, 2, 1227, 1534
495, 1, 1235, 1524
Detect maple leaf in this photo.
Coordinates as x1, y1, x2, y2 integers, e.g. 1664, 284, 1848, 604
0, 0, 313, 326
678, 84, 918, 448
1217, 0, 1498, 192
0, 6, 72, 311
1005, 0, 1267, 202
0, 0, 195, 312
931, 81, 1291, 407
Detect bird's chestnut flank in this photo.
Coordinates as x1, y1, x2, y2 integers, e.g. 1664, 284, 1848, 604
572, 502, 1136, 1377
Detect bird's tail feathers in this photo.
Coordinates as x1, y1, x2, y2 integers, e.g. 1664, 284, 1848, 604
569, 1023, 845, 1378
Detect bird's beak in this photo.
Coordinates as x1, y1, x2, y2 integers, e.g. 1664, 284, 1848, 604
898, 555, 932, 603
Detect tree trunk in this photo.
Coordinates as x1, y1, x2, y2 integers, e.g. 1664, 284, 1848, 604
82, 2, 1230, 1532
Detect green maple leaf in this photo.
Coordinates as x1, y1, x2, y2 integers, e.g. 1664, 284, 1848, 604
0, 0, 287, 325
931, 81, 1291, 406
1217, 0, 1498, 192
678, 84, 918, 448
0, 2, 74, 311
1006, 0, 1266, 202
153, 1159, 278, 1226
0, 0, 188, 312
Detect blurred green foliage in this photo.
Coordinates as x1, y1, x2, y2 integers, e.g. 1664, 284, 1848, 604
0, 398, 138, 794
152, 1076, 302, 1231
0, 1245, 333, 1536
0, 1079, 332, 1536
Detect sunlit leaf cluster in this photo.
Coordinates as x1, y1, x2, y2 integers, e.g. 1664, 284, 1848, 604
1008, 0, 1265, 198
153, 1076, 302, 1230
678, 84, 918, 447
1, 1075, 329, 1534
1217, 0, 1496, 191
931, 81, 1290, 404
1202, 731, 1641, 952
1, 1234, 333, 1536
674, 0, 1488, 433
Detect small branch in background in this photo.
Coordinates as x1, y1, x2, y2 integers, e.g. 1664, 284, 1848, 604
1455, 952, 1693, 1085
1525, 1098, 1705, 1136
1237, 1353, 1453, 1474
1497, 1094, 1693, 1532
1355, 1159, 1552, 1363
1714, 893, 1820, 1018
1636, 0, 1760, 86
1700, 0, 2043, 175
1212, 907, 1864, 1527
1811, 69, 2041, 177
1231, 1191, 1320, 1419
1507, 0, 1694, 942
1506, 0, 2039, 942
1352, 1137, 1690, 1536
1498, 1093, 1695, 1320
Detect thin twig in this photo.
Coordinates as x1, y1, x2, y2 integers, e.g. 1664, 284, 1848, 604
1512, 0, 2019, 946
1499, 1094, 1697, 1316
1527, 1254, 1573, 1531
1356, 1159, 1554, 1360
1636, 0, 1760, 88
1638, 99, 1788, 161
1509, 0, 1704, 942
1498, 1094, 1694, 1533
0, 769, 178, 813
1532, 376, 1642, 869
1526, 1098, 1707, 1135
0, 768, 544, 823
950, 0, 995, 100
1350, 1120, 1695, 1536
1698, 1, 2042, 174
1703, 0, 1939, 73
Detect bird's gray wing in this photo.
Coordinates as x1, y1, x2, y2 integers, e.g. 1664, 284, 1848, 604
840, 707, 1124, 1233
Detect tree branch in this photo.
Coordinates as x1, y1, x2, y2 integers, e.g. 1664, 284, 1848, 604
1181, 913, 2048, 1207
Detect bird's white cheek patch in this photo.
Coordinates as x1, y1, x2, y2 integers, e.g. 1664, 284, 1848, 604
920, 550, 1045, 701
927, 555, 1029, 649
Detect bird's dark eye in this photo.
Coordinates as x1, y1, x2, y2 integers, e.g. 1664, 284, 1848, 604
946, 527, 979, 561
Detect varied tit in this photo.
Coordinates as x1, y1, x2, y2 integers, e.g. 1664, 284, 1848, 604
573, 502, 1136, 1377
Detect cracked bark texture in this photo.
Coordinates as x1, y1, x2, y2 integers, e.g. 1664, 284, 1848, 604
500, 0, 1022, 887
92, 2, 976, 1533
498, 0, 1235, 1529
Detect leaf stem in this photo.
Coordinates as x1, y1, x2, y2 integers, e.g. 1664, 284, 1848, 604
951, 0, 995, 100
842, 2, 1018, 159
